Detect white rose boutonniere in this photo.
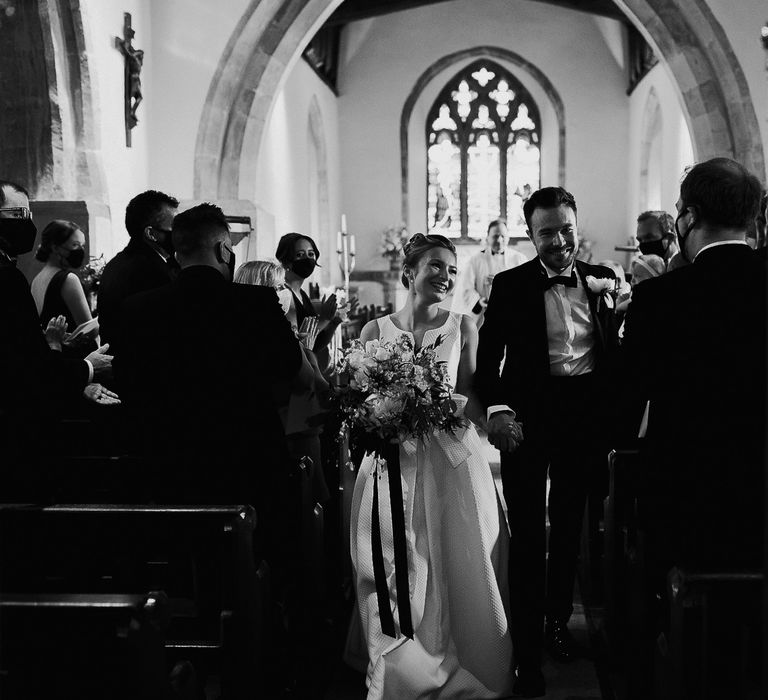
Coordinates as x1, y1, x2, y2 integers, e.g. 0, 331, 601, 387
585, 275, 616, 309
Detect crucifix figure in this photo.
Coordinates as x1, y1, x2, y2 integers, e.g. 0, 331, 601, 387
115, 13, 144, 146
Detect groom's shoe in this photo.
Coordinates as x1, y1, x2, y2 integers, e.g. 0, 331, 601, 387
512, 666, 545, 698
545, 617, 580, 663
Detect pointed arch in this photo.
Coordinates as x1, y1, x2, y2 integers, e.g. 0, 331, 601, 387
639, 87, 663, 210
307, 94, 332, 285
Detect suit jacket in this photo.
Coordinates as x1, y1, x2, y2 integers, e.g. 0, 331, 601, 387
621, 244, 765, 564
475, 257, 617, 434
115, 266, 303, 503
97, 238, 178, 349
0, 262, 90, 491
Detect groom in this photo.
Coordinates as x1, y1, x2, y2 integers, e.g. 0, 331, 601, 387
475, 186, 617, 696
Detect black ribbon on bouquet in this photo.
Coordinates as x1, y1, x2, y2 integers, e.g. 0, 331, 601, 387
371, 440, 414, 639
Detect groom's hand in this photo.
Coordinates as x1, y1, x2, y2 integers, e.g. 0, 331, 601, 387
487, 411, 523, 453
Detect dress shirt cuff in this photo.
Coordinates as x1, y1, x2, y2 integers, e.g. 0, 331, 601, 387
85, 360, 94, 384
487, 404, 515, 421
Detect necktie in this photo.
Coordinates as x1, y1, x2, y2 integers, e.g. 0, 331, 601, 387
542, 271, 577, 290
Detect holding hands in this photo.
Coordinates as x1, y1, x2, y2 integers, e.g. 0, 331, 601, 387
486, 410, 524, 453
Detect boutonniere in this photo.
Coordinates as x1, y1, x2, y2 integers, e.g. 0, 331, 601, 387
585, 275, 616, 309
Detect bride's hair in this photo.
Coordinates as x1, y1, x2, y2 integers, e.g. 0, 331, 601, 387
401, 233, 456, 288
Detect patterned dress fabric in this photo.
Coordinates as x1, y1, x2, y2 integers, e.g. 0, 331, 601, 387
350, 312, 513, 699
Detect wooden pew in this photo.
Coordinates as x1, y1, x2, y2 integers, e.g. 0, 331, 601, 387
0, 504, 268, 699
662, 567, 763, 700
602, 448, 641, 656
0, 591, 170, 699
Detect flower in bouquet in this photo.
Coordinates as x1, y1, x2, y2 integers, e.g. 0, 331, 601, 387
379, 224, 410, 262
79, 254, 106, 294
333, 333, 463, 456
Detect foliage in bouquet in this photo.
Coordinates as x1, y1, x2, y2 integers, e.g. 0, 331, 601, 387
379, 224, 409, 262
333, 334, 463, 457
79, 254, 106, 294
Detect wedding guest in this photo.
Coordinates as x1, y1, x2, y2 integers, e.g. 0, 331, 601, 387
0, 180, 114, 497
623, 157, 765, 571
117, 204, 306, 504
30, 220, 96, 347
275, 232, 341, 369
476, 186, 617, 696
459, 219, 527, 327
621, 157, 765, 692
234, 259, 330, 503
636, 210, 685, 271
97, 190, 179, 349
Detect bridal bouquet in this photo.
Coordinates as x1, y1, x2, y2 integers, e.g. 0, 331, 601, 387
334, 334, 463, 456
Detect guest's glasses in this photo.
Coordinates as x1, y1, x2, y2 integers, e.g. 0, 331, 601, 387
0, 207, 32, 220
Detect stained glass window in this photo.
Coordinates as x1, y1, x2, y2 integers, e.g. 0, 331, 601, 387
426, 60, 541, 239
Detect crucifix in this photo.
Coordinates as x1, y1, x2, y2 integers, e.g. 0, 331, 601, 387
115, 13, 144, 147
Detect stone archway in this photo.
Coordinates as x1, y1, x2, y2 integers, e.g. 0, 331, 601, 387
307, 95, 332, 285
194, 0, 765, 201
399, 46, 566, 223
639, 87, 663, 210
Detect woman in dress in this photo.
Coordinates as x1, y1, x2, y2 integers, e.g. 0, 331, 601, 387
275, 232, 341, 370
30, 220, 96, 348
350, 233, 514, 699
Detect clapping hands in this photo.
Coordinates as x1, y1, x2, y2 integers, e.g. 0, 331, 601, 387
298, 317, 319, 350
44, 315, 68, 351
83, 383, 120, 405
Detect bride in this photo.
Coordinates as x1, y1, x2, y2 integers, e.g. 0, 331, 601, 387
349, 233, 514, 699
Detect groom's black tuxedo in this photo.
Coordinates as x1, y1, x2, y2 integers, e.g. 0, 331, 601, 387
475, 256, 617, 671
621, 243, 765, 571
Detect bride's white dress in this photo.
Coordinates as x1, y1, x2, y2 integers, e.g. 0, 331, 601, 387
350, 312, 513, 699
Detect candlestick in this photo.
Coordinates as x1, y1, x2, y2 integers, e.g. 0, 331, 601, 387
341, 214, 347, 235
350, 233, 356, 257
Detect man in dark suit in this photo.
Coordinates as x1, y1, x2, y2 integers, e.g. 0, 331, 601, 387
116, 202, 306, 508
622, 158, 765, 577
97, 190, 179, 350
0, 180, 113, 497
475, 186, 617, 696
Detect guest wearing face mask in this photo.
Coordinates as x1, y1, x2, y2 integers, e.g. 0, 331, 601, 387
30, 220, 97, 351
275, 233, 341, 370
635, 210, 685, 271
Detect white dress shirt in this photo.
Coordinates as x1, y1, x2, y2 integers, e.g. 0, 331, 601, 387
487, 261, 596, 420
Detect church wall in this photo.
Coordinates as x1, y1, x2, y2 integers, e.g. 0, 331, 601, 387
81, 0, 152, 257
254, 60, 341, 288
80, 0, 250, 256
336, 0, 630, 270
625, 63, 694, 267
704, 0, 768, 181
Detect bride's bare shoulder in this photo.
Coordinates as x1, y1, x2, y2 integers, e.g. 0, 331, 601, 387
359, 319, 381, 344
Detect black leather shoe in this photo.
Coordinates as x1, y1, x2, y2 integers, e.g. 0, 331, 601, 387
512, 666, 545, 697
545, 618, 580, 663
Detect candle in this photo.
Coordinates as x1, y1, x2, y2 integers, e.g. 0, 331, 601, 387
337, 230, 342, 253
342, 230, 349, 264
350, 234, 356, 256
341, 214, 347, 235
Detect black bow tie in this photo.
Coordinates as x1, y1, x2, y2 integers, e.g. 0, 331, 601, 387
542, 271, 577, 290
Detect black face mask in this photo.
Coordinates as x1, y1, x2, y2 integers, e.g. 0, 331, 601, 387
638, 239, 667, 257
0, 217, 37, 257
291, 257, 317, 279
64, 248, 85, 269
226, 248, 236, 282
675, 210, 694, 263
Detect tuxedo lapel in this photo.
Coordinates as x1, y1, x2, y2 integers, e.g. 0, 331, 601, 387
575, 260, 606, 352
528, 258, 551, 374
